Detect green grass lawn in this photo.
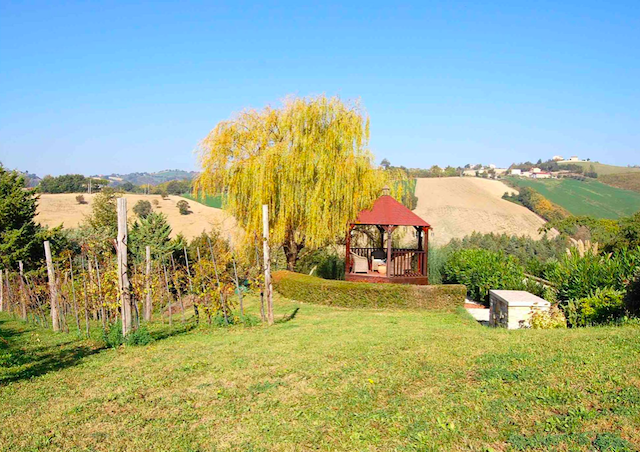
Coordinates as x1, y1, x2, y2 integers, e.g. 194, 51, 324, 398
181, 192, 224, 209
507, 177, 640, 219
1, 296, 639, 451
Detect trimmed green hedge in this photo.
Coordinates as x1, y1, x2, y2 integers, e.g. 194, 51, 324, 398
272, 271, 466, 311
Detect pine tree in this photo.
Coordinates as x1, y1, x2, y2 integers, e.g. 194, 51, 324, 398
0, 165, 41, 269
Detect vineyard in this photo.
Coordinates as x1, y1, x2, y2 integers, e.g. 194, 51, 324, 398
1, 202, 269, 344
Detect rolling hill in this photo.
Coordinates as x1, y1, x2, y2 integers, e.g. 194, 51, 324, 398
36, 193, 237, 240
507, 177, 640, 219
599, 172, 640, 194
559, 161, 640, 176
412, 178, 555, 246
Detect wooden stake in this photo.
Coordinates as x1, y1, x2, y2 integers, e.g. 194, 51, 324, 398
93, 255, 106, 331
117, 198, 133, 336
161, 257, 172, 326
18, 261, 27, 320
206, 236, 229, 325
254, 235, 266, 322
81, 255, 90, 338
231, 250, 243, 316
144, 246, 152, 322
0, 268, 4, 312
170, 254, 185, 322
263, 205, 273, 325
184, 246, 198, 322
5, 270, 13, 315
69, 255, 81, 332
44, 241, 60, 332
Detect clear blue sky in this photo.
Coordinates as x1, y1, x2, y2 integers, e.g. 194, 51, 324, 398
1, 1, 639, 176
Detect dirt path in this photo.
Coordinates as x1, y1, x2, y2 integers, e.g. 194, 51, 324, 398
413, 177, 556, 246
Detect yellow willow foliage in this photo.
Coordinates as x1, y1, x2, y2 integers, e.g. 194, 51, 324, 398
195, 95, 402, 250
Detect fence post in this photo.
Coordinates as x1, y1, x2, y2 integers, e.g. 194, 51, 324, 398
262, 204, 274, 325
0, 268, 4, 312
18, 261, 27, 320
44, 241, 60, 332
144, 246, 152, 322
117, 198, 133, 336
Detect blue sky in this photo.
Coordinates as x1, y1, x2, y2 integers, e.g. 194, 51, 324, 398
1, 1, 639, 176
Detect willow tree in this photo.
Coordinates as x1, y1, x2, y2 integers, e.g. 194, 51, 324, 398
195, 95, 401, 270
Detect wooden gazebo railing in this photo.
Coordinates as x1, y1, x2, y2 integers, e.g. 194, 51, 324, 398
345, 193, 432, 286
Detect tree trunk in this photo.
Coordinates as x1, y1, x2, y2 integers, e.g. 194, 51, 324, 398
283, 236, 305, 271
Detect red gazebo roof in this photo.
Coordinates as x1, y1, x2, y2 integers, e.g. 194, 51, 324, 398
353, 195, 431, 227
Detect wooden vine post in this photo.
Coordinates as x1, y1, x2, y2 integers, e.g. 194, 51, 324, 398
117, 198, 134, 336
262, 204, 274, 325
44, 240, 60, 332
0, 268, 4, 312
18, 261, 27, 320
144, 246, 152, 321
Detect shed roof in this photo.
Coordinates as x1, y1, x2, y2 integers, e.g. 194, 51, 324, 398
353, 195, 431, 227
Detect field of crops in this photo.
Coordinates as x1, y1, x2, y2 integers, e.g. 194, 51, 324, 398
600, 172, 640, 194
506, 177, 640, 219
559, 161, 640, 176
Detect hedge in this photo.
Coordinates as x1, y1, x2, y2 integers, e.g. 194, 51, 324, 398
272, 271, 466, 311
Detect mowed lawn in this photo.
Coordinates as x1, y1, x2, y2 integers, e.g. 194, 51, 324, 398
1, 296, 640, 451
508, 177, 640, 219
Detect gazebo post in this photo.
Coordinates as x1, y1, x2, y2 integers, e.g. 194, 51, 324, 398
385, 226, 395, 277
416, 226, 423, 275
345, 224, 354, 275
423, 227, 429, 281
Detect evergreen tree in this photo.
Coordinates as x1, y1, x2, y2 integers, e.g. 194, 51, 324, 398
129, 212, 175, 260
0, 165, 39, 268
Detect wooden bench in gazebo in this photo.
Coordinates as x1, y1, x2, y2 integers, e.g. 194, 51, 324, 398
345, 192, 432, 285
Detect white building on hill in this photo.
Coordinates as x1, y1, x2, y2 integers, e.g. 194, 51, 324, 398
510, 169, 522, 176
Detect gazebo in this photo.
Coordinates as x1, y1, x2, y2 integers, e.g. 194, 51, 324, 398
345, 192, 432, 285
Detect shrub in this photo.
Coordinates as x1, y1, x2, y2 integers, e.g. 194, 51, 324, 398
75, 194, 87, 204
176, 199, 191, 215
125, 326, 153, 346
564, 288, 626, 327
133, 199, 152, 218
103, 323, 153, 347
623, 268, 640, 316
152, 199, 160, 208
273, 270, 465, 311
295, 248, 344, 280
530, 306, 567, 329
103, 322, 123, 348
545, 248, 640, 301
442, 249, 526, 305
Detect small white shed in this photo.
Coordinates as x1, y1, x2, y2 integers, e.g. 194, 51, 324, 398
489, 290, 550, 329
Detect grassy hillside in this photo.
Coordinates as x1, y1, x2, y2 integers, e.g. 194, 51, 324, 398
2, 296, 639, 451
181, 192, 223, 209
507, 177, 640, 219
412, 178, 554, 245
559, 161, 640, 176
36, 193, 236, 239
600, 172, 640, 194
